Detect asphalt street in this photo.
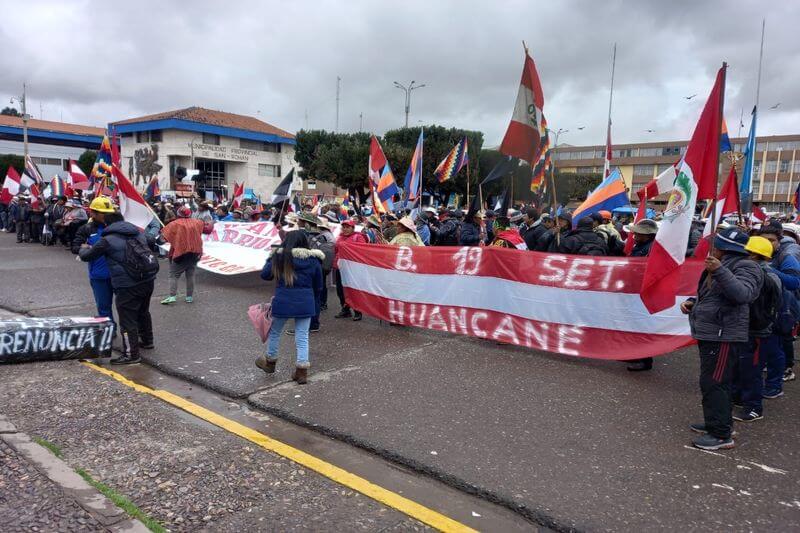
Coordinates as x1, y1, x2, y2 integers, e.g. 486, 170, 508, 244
2, 231, 799, 531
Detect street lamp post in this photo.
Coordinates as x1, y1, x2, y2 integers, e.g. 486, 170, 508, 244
393, 80, 426, 128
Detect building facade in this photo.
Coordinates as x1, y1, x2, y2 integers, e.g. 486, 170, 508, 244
553, 134, 800, 210
0, 115, 105, 179
110, 107, 296, 201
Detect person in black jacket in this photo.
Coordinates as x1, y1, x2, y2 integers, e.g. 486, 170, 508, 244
521, 208, 548, 252
558, 217, 609, 256
14, 196, 31, 243
459, 211, 483, 246
681, 228, 763, 451
432, 210, 462, 246
626, 219, 659, 371
79, 213, 159, 365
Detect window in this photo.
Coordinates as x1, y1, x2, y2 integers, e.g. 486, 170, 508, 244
612, 148, 635, 158
634, 164, 655, 177
135, 130, 162, 143
756, 142, 769, 152
258, 164, 281, 177
264, 142, 281, 153
770, 141, 800, 151
765, 160, 778, 173
656, 164, 674, 174
780, 160, 790, 173
577, 166, 601, 174
121, 132, 133, 138
762, 181, 775, 194
638, 147, 661, 157
240, 139, 262, 151
794, 160, 800, 173
776, 181, 791, 194
680, 146, 688, 155
31, 156, 61, 166
662, 146, 681, 156
753, 160, 762, 174
202, 133, 220, 145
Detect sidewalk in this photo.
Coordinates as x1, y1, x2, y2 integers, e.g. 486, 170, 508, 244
0, 361, 428, 532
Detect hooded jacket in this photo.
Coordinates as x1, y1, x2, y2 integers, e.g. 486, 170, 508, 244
459, 221, 482, 246
558, 226, 609, 256
262, 247, 324, 318
71, 219, 110, 280
688, 253, 763, 343
79, 221, 156, 288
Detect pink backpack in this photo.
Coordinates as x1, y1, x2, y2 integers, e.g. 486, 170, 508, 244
247, 298, 273, 343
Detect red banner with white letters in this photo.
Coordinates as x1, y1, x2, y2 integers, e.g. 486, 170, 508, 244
338, 243, 705, 359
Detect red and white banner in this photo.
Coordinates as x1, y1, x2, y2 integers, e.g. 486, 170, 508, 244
190, 221, 344, 275
339, 243, 704, 359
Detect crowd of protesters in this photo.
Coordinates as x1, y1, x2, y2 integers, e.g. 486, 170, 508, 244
4, 187, 799, 451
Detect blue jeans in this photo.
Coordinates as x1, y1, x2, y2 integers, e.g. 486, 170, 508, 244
266, 316, 311, 368
763, 334, 785, 393
90, 278, 115, 324
734, 337, 764, 414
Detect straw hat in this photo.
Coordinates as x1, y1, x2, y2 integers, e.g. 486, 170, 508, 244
398, 216, 418, 234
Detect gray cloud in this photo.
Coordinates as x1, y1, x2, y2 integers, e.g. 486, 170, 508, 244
1, 0, 797, 148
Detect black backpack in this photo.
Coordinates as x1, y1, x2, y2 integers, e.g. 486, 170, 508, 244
750, 268, 781, 331
122, 236, 160, 282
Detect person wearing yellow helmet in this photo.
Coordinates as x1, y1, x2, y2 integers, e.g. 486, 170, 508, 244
71, 196, 119, 330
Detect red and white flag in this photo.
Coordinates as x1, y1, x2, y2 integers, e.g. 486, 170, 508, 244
232, 181, 245, 209
694, 166, 740, 258
625, 165, 678, 255
112, 165, 153, 229
24, 155, 44, 185
68, 160, 91, 190
1, 167, 35, 204
29, 183, 43, 209
499, 49, 546, 164
338, 242, 703, 359
640, 65, 726, 313
750, 204, 768, 224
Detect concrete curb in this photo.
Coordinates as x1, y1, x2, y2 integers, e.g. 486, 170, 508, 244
0, 414, 149, 533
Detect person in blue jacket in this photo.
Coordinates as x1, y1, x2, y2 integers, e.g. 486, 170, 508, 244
255, 230, 323, 384
71, 197, 117, 329
757, 220, 800, 399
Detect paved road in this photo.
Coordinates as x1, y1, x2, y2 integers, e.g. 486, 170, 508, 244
3, 231, 800, 531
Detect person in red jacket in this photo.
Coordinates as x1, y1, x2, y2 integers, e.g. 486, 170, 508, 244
160, 205, 214, 304
333, 219, 366, 321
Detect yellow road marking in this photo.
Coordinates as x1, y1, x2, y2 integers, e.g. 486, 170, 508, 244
82, 362, 477, 533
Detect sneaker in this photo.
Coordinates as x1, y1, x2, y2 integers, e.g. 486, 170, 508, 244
309, 325, 320, 333
690, 422, 707, 434
692, 434, 735, 451
335, 309, 353, 319
763, 389, 784, 399
161, 296, 177, 305
733, 409, 763, 422
285, 329, 295, 336
110, 355, 142, 365
784, 368, 796, 382
352, 311, 362, 322
185, 296, 193, 303
140, 343, 155, 350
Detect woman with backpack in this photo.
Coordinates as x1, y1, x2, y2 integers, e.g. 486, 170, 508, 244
255, 230, 324, 384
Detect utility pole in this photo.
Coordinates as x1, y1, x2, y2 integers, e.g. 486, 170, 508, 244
359, 112, 363, 132
304, 108, 309, 130
335, 76, 341, 132
393, 80, 426, 127
11, 84, 30, 160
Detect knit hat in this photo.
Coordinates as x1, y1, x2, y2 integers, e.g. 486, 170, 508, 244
714, 228, 749, 254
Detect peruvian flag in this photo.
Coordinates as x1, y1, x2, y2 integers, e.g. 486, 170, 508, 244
750, 204, 768, 223
112, 165, 154, 229
1, 167, 35, 204
640, 65, 726, 313
232, 181, 245, 209
625, 165, 678, 255
29, 183, 43, 209
694, 166, 740, 258
499, 49, 546, 164
68, 160, 91, 190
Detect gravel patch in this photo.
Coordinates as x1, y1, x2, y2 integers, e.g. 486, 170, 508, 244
0, 439, 106, 532
0, 361, 428, 532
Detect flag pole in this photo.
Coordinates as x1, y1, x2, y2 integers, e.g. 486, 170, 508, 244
603, 43, 617, 178
709, 62, 728, 258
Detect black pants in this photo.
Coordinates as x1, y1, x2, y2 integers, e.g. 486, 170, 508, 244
782, 335, 795, 370
698, 340, 741, 439
335, 269, 347, 309
115, 281, 154, 358
320, 269, 330, 307
16, 221, 29, 242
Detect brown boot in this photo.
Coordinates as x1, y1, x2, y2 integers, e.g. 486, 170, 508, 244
292, 367, 308, 384
255, 356, 276, 374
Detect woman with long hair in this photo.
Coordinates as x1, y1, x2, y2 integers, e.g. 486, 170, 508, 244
256, 230, 323, 384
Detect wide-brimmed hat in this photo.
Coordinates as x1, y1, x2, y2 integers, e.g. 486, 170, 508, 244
298, 212, 321, 226
628, 219, 658, 235
366, 214, 382, 227
398, 216, 418, 234
323, 211, 339, 223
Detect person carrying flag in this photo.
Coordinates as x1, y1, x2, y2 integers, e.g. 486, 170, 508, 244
681, 228, 763, 450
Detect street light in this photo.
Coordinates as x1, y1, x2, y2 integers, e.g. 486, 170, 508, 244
393, 80, 426, 128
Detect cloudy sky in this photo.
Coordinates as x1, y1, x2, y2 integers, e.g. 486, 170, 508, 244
1, 0, 797, 148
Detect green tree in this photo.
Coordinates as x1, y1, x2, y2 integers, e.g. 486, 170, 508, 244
1, 107, 20, 116
0, 154, 25, 182
77, 150, 97, 177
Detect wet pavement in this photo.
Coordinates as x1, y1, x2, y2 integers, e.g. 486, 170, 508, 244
3, 231, 800, 531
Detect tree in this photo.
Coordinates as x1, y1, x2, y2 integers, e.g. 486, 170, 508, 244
77, 150, 97, 178
0, 154, 25, 182
1, 107, 20, 117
